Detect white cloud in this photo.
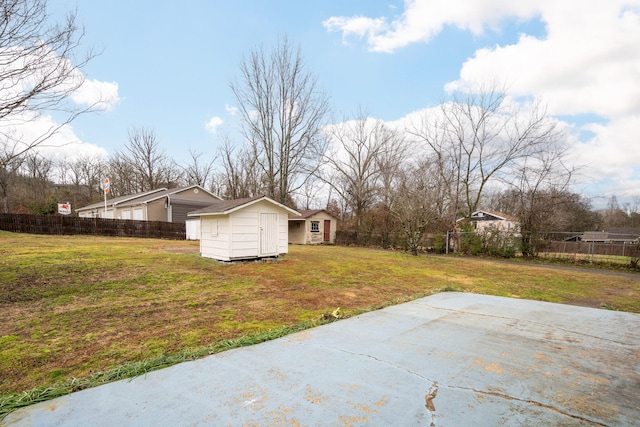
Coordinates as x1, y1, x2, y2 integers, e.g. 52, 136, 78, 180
1, 111, 108, 162
205, 116, 224, 134
326, 1, 640, 119
225, 104, 239, 116
325, 0, 640, 206
572, 115, 640, 181
323, 16, 388, 46
71, 78, 121, 111
446, 1, 640, 119
324, 0, 540, 53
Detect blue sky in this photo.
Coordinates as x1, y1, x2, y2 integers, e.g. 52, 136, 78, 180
39, 0, 640, 209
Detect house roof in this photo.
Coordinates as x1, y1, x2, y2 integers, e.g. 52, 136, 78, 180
582, 231, 640, 242
188, 195, 301, 217
457, 209, 519, 223
75, 188, 168, 212
116, 185, 221, 208
288, 209, 338, 220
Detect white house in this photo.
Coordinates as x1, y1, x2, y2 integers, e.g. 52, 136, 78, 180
458, 210, 520, 233
288, 209, 338, 244
188, 196, 300, 261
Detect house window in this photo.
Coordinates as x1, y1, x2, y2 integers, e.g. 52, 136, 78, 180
311, 221, 320, 232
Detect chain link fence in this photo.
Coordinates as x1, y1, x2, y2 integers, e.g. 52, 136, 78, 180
336, 229, 640, 267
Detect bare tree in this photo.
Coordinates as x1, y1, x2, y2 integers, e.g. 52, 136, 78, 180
217, 137, 261, 199
505, 141, 574, 256
182, 149, 217, 189
0, 0, 98, 170
319, 112, 402, 230
67, 153, 106, 205
296, 175, 325, 210
107, 151, 137, 197
231, 36, 329, 204
112, 127, 181, 193
410, 85, 559, 226
0, 150, 23, 212
391, 160, 441, 255
22, 152, 52, 199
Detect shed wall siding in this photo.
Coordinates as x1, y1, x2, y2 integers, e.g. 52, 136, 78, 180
200, 216, 231, 261
198, 200, 291, 261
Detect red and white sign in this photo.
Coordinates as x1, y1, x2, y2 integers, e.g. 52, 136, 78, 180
58, 203, 71, 215
102, 178, 110, 194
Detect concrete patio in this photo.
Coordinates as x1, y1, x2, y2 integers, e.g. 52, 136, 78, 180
5, 292, 639, 426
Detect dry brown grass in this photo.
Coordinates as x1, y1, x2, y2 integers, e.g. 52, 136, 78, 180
1, 231, 639, 396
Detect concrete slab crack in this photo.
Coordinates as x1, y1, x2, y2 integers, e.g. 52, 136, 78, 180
424, 382, 438, 427
325, 345, 435, 382
442, 384, 609, 427
424, 382, 438, 412
419, 302, 636, 348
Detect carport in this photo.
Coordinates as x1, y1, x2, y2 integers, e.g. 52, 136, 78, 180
5, 293, 639, 426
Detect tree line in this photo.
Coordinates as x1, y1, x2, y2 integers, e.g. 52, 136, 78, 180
2, 1, 639, 254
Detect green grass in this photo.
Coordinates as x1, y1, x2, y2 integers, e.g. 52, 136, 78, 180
1, 231, 639, 421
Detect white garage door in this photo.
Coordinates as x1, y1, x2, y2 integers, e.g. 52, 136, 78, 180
133, 208, 144, 220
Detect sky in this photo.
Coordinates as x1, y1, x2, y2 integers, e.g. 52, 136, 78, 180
33, 0, 640, 209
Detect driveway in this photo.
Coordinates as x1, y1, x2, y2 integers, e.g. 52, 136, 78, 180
4, 292, 639, 426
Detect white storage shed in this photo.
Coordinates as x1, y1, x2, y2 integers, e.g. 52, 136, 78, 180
188, 196, 300, 261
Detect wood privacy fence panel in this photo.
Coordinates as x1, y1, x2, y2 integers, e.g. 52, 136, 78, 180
0, 214, 185, 240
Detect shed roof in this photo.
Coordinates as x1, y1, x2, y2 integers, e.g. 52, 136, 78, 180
188, 195, 301, 217
289, 209, 338, 220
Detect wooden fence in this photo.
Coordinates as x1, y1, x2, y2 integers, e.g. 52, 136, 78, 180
0, 214, 186, 240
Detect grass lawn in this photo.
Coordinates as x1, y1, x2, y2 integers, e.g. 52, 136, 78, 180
1, 231, 639, 416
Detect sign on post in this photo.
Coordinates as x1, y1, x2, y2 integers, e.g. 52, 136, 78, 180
102, 178, 110, 217
57, 203, 71, 215
102, 178, 110, 194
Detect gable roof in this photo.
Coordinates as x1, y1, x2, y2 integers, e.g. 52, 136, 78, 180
188, 195, 301, 217
76, 188, 168, 212
478, 210, 519, 222
457, 209, 519, 223
116, 185, 221, 208
289, 209, 338, 220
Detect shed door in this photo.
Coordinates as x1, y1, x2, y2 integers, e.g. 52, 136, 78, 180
323, 220, 331, 242
259, 213, 278, 255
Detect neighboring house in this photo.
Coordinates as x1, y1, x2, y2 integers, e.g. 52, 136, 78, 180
76, 185, 221, 223
76, 188, 167, 219
571, 231, 639, 244
458, 210, 520, 233
288, 209, 338, 244
188, 195, 300, 261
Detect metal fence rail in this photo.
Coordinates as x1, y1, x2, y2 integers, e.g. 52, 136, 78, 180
0, 214, 186, 240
